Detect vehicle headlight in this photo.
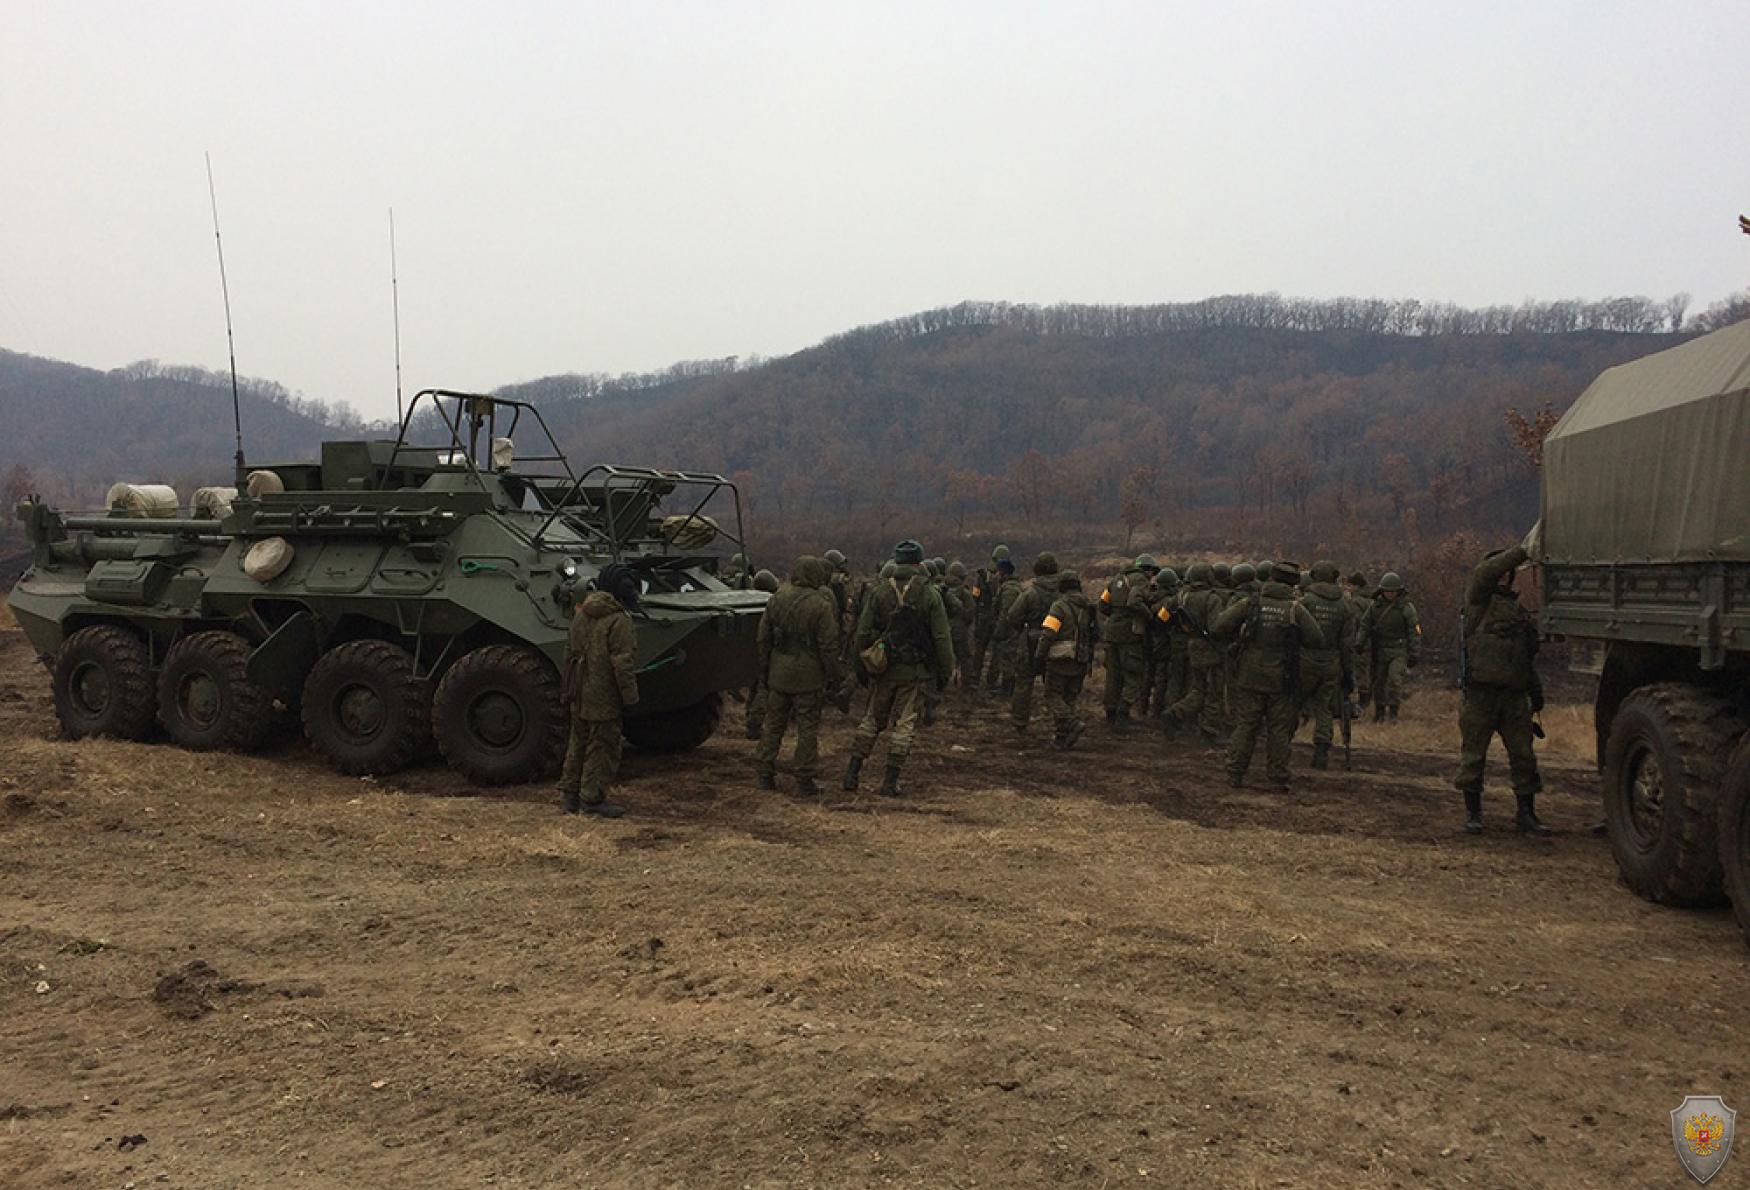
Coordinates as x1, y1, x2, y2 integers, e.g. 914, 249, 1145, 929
558, 559, 578, 580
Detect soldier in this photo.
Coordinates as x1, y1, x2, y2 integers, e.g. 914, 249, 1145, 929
1157, 567, 1191, 714
1098, 555, 1160, 732
1142, 566, 1181, 723
1165, 563, 1227, 744
1343, 570, 1371, 706
985, 557, 1025, 695
755, 556, 844, 796
967, 544, 1010, 693
1229, 561, 1258, 603
1211, 560, 1324, 791
1455, 545, 1550, 836
1360, 571, 1421, 722
1000, 552, 1060, 733
944, 561, 975, 688
843, 539, 955, 798
920, 559, 956, 725
1211, 562, 1234, 598
1298, 560, 1356, 770
1034, 569, 1097, 749
557, 563, 641, 817
742, 567, 781, 740
823, 548, 854, 653
722, 552, 748, 587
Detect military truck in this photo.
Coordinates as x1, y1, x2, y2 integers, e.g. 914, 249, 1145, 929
7, 389, 766, 785
1534, 322, 1750, 943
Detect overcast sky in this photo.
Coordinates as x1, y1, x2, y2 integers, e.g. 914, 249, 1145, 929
3, 1, 1746, 421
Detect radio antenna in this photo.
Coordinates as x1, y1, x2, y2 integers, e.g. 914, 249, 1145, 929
204, 152, 247, 490
390, 207, 404, 425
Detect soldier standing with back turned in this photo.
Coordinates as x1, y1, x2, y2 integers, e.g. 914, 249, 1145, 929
1360, 572, 1420, 722
1454, 545, 1550, 836
1211, 561, 1323, 792
1034, 570, 1097, 750
1298, 560, 1356, 770
1001, 552, 1060, 733
1099, 554, 1159, 732
755, 555, 844, 796
557, 564, 641, 818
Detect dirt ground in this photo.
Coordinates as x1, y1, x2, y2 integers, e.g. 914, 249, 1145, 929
2, 614, 1745, 1190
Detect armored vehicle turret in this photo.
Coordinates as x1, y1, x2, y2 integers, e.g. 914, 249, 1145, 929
9, 389, 767, 785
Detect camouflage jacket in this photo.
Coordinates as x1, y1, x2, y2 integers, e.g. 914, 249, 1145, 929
759, 556, 845, 695
1211, 581, 1325, 695
564, 591, 639, 721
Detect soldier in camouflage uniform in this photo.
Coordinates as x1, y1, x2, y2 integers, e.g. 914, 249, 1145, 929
944, 561, 975, 688
557, 564, 641, 818
1033, 570, 1097, 750
823, 548, 854, 653
986, 557, 1025, 696
1142, 567, 1184, 723
1297, 560, 1356, 770
742, 567, 781, 739
1343, 570, 1371, 707
1165, 563, 1228, 743
1098, 555, 1160, 732
756, 556, 845, 795
920, 559, 958, 725
844, 540, 955, 798
1211, 561, 1324, 791
1455, 545, 1550, 836
1359, 571, 1420, 722
722, 552, 748, 588
967, 545, 1010, 693
1000, 552, 1060, 733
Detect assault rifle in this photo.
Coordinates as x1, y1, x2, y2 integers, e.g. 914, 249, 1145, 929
1456, 608, 1469, 690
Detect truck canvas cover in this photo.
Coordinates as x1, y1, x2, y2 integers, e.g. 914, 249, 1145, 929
1541, 321, 1750, 564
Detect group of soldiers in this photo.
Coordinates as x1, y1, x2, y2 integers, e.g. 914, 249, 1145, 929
564, 538, 1551, 837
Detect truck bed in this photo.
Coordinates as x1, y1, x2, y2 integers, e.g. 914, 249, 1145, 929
1541, 561, 1750, 670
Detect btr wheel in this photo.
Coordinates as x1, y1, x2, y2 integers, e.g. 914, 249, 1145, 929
431, 645, 566, 785
1603, 684, 1746, 907
301, 640, 430, 775
157, 631, 272, 752
624, 693, 723, 754
52, 625, 156, 740
1719, 736, 1750, 949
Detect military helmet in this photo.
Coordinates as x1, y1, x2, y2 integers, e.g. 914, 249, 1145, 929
1311, 559, 1340, 584
947, 560, 967, 579
1212, 562, 1232, 583
728, 552, 746, 569
1134, 553, 1159, 572
753, 568, 780, 593
1034, 551, 1060, 576
1379, 571, 1404, 592
879, 560, 897, 580
1186, 562, 1214, 584
1058, 569, 1082, 591
1232, 562, 1256, 584
1157, 566, 1179, 587
931, 556, 947, 573
823, 548, 848, 570
1346, 569, 1368, 588
893, 539, 925, 564
991, 544, 1011, 563
1272, 561, 1301, 586
1257, 560, 1275, 581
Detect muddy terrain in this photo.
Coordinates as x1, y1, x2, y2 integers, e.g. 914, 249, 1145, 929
1, 616, 1743, 1188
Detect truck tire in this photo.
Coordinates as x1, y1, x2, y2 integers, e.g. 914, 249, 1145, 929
302, 640, 430, 776
431, 645, 566, 785
52, 625, 157, 741
624, 693, 723, 754
157, 630, 272, 752
1602, 684, 1746, 907
1718, 736, 1750, 949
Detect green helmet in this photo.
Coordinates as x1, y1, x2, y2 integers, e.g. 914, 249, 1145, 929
880, 560, 897, 580
1272, 561, 1300, 586
893, 539, 925, 564
1232, 563, 1256, 584
1058, 570, 1082, 591
1212, 562, 1232, 584
1347, 570, 1368, 589
1379, 571, 1404, 592
1186, 562, 1214, 585
823, 548, 847, 570
1033, 551, 1059, 576
947, 560, 967, 579
991, 544, 1011, 563
1311, 560, 1340, 584
1134, 554, 1159, 572
1157, 566, 1179, 588
753, 568, 780, 593
728, 553, 746, 569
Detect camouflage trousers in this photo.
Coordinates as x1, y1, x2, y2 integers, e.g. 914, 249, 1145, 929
1102, 642, 1146, 713
1042, 667, 1087, 738
950, 626, 972, 686
1298, 661, 1341, 747
968, 623, 997, 690
853, 674, 927, 767
1371, 646, 1411, 708
744, 678, 767, 738
1226, 687, 1297, 786
1453, 684, 1542, 799
559, 716, 623, 804
757, 688, 824, 781
1145, 639, 1188, 716
1171, 658, 1227, 739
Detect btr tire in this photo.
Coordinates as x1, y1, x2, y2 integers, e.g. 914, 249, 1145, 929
301, 640, 430, 775
431, 645, 566, 785
624, 693, 723, 754
157, 631, 272, 752
1718, 735, 1750, 949
52, 625, 156, 740
1603, 684, 1747, 907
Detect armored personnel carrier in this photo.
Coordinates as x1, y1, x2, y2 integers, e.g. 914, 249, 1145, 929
1533, 323, 1750, 943
8, 390, 766, 785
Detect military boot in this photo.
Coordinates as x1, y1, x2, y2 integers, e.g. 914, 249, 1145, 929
1311, 743, 1330, 771
1105, 707, 1119, 729
841, 755, 863, 792
795, 777, 822, 798
1463, 789, 1483, 835
756, 771, 777, 791
879, 763, 903, 798
559, 788, 581, 814
1388, 704, 1399, 724
1515, 794, 1553, 837
580, 800, 625, 819
1062, 719, 1085, 750
1373, 703, 1385, 724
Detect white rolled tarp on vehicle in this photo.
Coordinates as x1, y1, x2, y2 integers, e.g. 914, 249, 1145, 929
105, 483, 180, 519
